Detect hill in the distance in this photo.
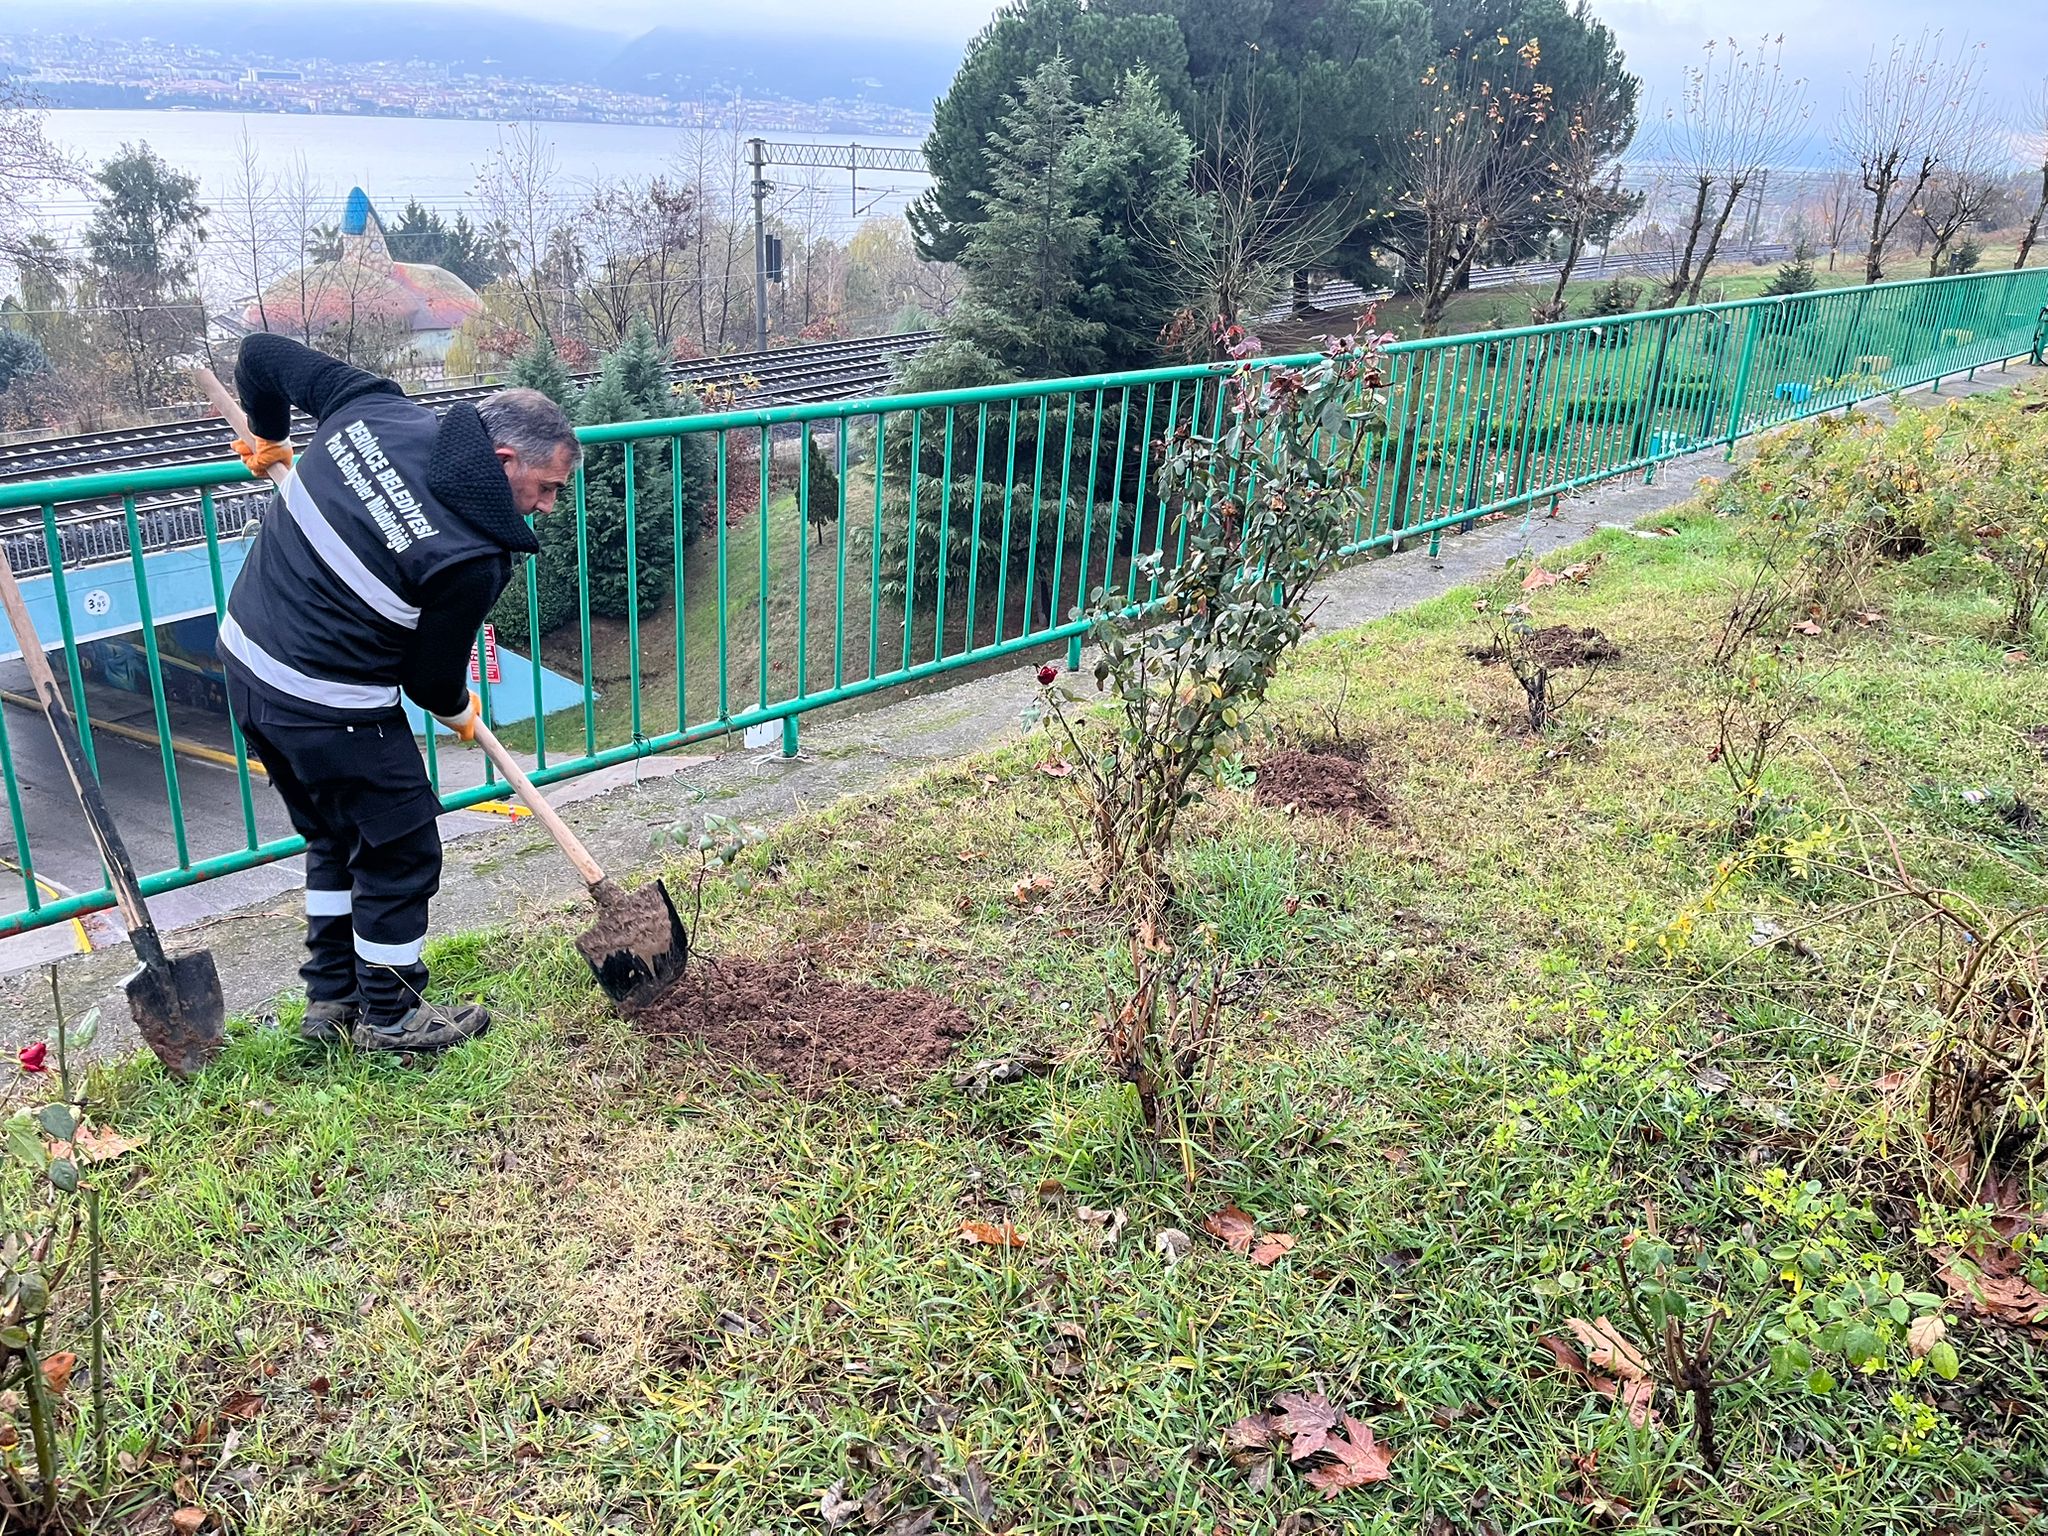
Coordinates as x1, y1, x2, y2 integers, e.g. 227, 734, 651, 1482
2, 2, 957, 107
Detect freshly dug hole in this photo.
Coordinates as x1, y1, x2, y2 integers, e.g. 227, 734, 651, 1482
1469, 625, 1622, 669
637, 952, 971, 1095
1253, 746, 1393, 824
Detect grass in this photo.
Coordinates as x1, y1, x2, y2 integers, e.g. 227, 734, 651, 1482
12, 382, 2048, 1534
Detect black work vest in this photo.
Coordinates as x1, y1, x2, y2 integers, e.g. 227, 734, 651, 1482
222, 394, 512, 719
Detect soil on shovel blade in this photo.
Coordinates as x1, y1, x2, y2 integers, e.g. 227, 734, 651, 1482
1470, 625, 1622, 670
1253, 746, 1394, 824
637, 952, 971, 1096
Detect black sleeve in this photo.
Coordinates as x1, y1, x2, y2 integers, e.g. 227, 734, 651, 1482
233, 332, 405, 442
398, 556, 511, 718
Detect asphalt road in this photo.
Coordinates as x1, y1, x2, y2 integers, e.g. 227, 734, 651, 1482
0, 659, 521, 976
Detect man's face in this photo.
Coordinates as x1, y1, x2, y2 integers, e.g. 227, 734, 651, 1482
497, 443, 578, 517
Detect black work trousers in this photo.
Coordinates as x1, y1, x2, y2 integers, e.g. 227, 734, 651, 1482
226, 674, 444, 1025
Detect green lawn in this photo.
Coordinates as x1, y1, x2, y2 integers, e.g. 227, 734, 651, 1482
7, 382, 2048, 1534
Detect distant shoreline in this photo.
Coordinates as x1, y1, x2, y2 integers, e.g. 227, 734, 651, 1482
28, 87, 932, 139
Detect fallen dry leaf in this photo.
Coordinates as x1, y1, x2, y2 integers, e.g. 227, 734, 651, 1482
1251, 1233, 1298, 1268
1565, 1318, 1651, 1382
1609, 1377, 1656, 1429
819, 1480, 863, 1530
1522, 566, 1561, 591
1035, 759, 1075, 779
1271, 1391, 1342, 1461
220, 1390, 263, 1422
1907, 1315, 1947, 1359
1792, 619, 1824, 637
170, 1510, 207, 1536
959, 1219, 1026, 1249
1011, 874, 1056, 905
1938, 1246, 2048, 1333
1202, 1204, 1258, 1255
40, 1352, 76, 1396
1537, 1334, 1586, 1377
70, 1124, 148, 1164
1223, 1414, 1278, 1491
1872, 1070, 1909, 1095
1302, 1416, 1394, 1497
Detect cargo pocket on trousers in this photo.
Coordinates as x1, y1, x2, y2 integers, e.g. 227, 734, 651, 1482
356, 786, 445, 849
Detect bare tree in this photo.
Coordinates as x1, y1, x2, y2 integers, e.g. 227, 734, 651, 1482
1384, 34, 1556, 336
1658, 37, 1809, 306
1535, 72, 1638, 322
1915, 101, 2012, 275
1839, 32, 1987, 284
1814, 165, 1861, 271
474, 122, 569, 341
1163, 72, 1351, 353
572, 175, 697, 352
213, 122, 286, 333
674, 100, 757, 354
0, 80, 83, 271
2016, 79, 2048, 269
272, 153, 342, 347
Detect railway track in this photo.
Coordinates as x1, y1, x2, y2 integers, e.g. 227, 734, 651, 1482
1, 243, 1790, 575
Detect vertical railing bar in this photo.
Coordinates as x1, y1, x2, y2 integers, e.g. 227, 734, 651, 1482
119, 493, 190, 870
196, 486, 260, 849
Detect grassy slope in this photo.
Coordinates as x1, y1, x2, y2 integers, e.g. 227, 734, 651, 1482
16, 388, 2048, 1534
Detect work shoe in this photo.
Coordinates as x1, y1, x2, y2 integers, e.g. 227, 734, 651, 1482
300, 998, 361, 1044
351, 1002, 491, 1055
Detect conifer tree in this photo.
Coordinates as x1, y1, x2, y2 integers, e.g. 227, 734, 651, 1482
949, 58, 1106, 378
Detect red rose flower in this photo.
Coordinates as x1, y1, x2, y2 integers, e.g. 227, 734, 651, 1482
1037, 663, 1060, 687
18, 1041, 48, 1073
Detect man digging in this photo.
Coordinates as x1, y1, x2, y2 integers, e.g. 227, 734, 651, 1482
219, 334, 579, 1053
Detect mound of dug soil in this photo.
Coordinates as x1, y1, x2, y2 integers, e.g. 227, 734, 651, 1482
637, 954, 971, 1095
1252, 747, 1393, 824
1470, 625, 1621, 670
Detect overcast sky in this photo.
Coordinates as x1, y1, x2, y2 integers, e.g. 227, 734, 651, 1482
436, 0, 2045, 104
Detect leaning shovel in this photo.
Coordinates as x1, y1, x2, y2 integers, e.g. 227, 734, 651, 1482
192, 368, 690, 1014
0, 555, 225, 1077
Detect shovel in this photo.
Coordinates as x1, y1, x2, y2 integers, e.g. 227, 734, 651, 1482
465, 721, 690, 1011
0, 554, 225, 1077
192, 368, 690, 1014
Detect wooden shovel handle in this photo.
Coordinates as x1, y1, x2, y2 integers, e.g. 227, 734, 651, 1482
192, 367, 290, 487
467, 718, 609, 891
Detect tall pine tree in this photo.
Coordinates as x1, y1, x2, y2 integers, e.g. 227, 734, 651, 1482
1070, 70, 1198, 369
948, 58, 1106, 379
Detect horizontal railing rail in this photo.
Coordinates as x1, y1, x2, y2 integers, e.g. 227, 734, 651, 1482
1, 265, 2044, 940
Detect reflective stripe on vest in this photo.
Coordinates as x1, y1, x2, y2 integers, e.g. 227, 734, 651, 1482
282, 470, 421, 629
218, 613, 402, 711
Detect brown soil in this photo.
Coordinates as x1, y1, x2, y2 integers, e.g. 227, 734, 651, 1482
2026, 725, 2048, 762
1470, 625, 1622, 670
1252, 746, 1393, 824
636, 951, 971, 1096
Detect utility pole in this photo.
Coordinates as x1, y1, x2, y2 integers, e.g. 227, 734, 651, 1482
750, 136, 771, 356
746, 139, 929, 353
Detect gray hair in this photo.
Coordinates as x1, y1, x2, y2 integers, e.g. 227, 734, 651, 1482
477, 387, 580, 465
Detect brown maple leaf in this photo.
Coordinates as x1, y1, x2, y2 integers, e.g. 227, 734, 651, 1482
1251, 1233, 1298, 1267
1302, 1416, 1393, 1496
1939, 1247, 2048, 1332
1201, 1204, 1258, 1254
1271, 1391, 1342, 1461
71, 1125, 149, 1164
1522, 566, 1561, 591
1565, 1317, 1651, 1381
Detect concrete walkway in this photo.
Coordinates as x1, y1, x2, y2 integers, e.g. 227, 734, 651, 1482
5, 361, 2036, 1057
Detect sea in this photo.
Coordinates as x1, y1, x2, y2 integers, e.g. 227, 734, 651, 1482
32, 108, 930, 238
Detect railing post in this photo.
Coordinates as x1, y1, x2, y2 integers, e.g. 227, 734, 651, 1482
1723, 303, 1767, 458
781, 715, 799, 758
1065, 633, 1084, 671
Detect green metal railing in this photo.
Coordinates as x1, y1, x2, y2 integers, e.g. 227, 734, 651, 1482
2, 265, 2045, 939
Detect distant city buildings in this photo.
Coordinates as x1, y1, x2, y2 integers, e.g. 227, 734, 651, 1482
0, 30, 932, 136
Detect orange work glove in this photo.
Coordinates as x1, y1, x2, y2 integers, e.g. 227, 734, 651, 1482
231, 436, 294, 477
435, 692, 479, 743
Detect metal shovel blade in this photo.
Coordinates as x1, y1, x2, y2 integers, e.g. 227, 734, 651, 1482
574, 879, 690, 1012
124, 949, 227, 1080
